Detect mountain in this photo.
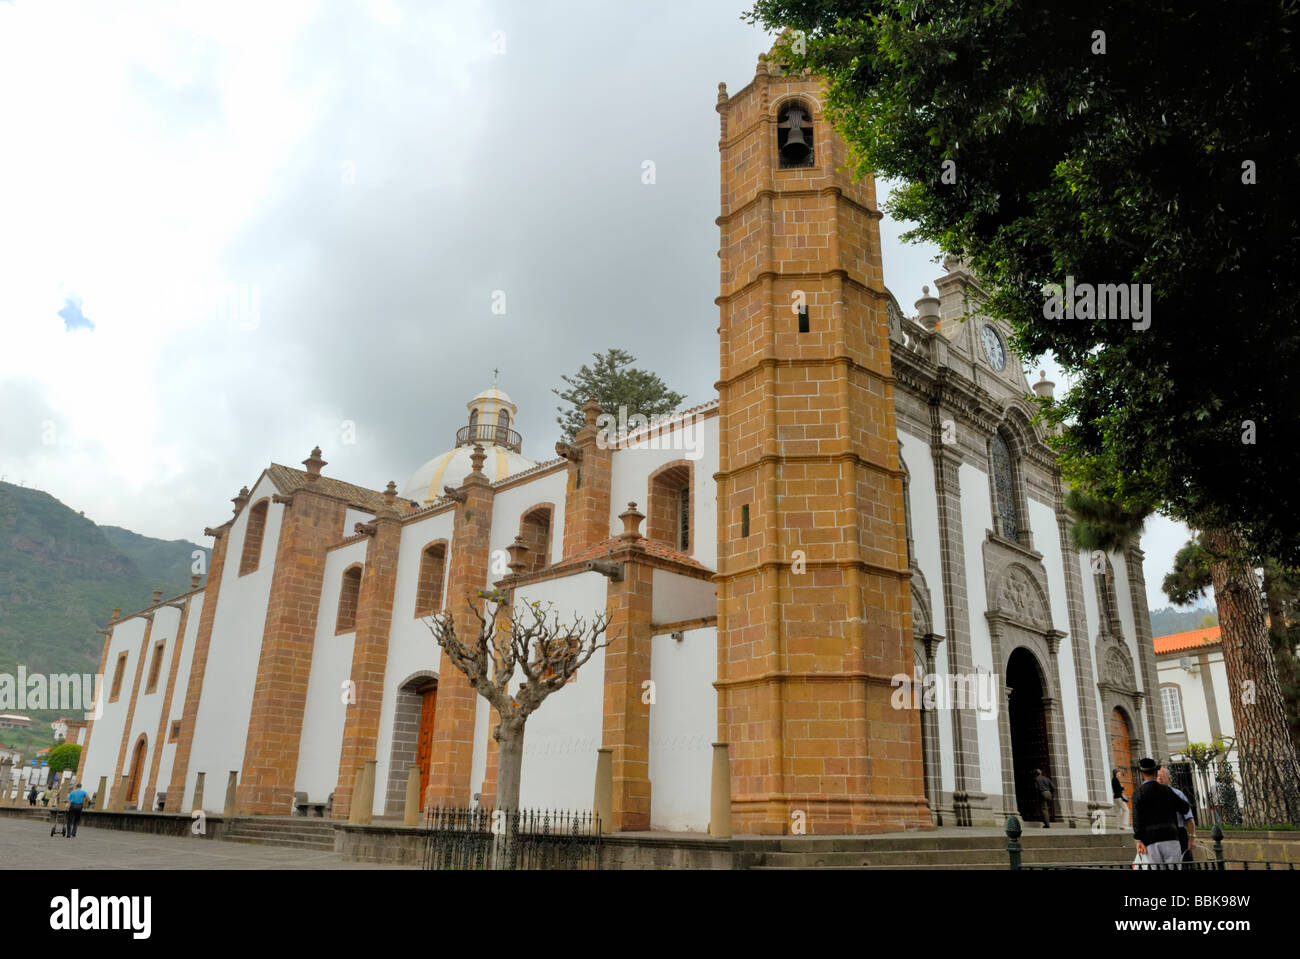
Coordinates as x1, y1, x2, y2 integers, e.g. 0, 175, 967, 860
1150, 605, 1218, 638
0, 481, 206, 756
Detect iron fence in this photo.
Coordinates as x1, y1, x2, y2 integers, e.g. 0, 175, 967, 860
1130, 758, 1300, 828
421, 806, 602, 870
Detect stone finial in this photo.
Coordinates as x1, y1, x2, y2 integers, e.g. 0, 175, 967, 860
152, 588, 163, 605
582, 398, 602, 429
232, 486, 250, 515
469, 444, 487, 475
506, 536, 530, 575
915, 285, 941, 329
191, 574, 201, 589
302, 446, 326, 481
717, 81, 728, 104
383, 481, 397, 505
1032, 370, 1056, 402
619, 501, 645, 540
111, 606, 121, 622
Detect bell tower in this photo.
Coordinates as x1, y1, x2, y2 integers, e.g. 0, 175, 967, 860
714, 52, 929, 834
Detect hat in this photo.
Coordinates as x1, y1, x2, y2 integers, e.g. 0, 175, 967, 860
1137, 757, 1159, 774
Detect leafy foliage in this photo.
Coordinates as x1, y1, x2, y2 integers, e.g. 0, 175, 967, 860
1163, 535, 1216, 607
746, 0, 1300, 564
45, 742, 81, 774
553, 349, 685, 443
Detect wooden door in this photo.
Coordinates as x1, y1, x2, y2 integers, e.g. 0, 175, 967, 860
1110, 708, 1134, 810
125, 737, 147, 805
416, 685, 438, 805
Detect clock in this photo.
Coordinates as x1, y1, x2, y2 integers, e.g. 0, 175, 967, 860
980, 325, 1007, 371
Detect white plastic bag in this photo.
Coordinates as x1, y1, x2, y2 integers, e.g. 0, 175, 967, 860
1132, 852, 1150, 870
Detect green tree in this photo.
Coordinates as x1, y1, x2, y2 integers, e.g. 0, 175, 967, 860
46, 742, 81, 776
1066, 487, 1148, 640
744, 0, 1300, 822
553, 349, 685, 443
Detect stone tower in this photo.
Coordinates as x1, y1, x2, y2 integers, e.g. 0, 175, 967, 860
714, 53, 929, 834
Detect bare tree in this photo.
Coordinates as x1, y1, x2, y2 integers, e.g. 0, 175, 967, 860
425, 589, 613, 812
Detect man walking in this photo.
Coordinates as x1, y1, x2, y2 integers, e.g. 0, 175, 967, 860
1132, 758, 1191, 868
1033, 768, 1055, 828
65, 782, 88, 838
1157, 767, 1197, 861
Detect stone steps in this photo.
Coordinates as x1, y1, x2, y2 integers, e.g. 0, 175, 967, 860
741, 832, 1136, 869
222, 818, 337, 851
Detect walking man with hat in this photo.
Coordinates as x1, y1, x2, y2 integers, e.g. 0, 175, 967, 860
1132, 757, 1191, 868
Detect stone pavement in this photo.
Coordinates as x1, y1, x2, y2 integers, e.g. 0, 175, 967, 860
0, 815, 412, 870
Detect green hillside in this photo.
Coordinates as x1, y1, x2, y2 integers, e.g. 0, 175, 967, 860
0, 481, 206, 757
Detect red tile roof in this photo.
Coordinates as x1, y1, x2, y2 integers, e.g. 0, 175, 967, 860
265, 464, 421, 515
566, 536, 712, 573
1154, 626, 1221, 655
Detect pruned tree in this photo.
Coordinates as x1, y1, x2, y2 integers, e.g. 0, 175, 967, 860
425, 589, 614, 813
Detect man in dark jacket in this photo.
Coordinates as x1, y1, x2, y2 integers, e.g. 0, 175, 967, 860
1132, 757, 1191, 867
1033, 769, 1055, 827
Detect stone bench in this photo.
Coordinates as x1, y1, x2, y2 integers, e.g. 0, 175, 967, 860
293, 791, 327, 817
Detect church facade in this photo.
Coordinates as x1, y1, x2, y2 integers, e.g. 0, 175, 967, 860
75, 54, 1167, 835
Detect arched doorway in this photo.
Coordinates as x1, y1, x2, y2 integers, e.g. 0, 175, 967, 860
384, 672, 439, 816
125, 735, 148, 807
1007, 648, 1052, 820
1110, 707, 1135, 815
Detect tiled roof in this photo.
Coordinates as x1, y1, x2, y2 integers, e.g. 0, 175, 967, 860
266, 464, 421, 515
1154, 626, 1221, 655
566, 535, 711, 573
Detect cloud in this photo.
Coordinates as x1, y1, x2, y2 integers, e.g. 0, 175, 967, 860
57, 294, 94, 332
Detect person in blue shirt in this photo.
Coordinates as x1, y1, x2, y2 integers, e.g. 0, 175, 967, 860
65, 783, 88, 838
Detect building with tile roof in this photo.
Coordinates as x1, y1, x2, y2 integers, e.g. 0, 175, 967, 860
70, 52, 1168, 835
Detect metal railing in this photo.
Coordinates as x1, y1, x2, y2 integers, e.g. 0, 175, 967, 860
1129, 758, 1300, 828
421, 806, 602, 870
455, 424, 522, 453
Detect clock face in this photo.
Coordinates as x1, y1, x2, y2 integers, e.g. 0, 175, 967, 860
981, 325, 1007, 371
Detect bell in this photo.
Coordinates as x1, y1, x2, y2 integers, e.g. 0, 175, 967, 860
779, 107, 811, 164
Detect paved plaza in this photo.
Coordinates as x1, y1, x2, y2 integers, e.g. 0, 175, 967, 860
0, 815, 411, 870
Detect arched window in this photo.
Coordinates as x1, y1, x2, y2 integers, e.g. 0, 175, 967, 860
414, 543, 447, 617
777, 99, 815, 169
145, 639, 166, 694
900, 457, 914, 566
336, 565, 362, 634
469, 409, 479, 428
1094, 554, 1123, 636
239, 499, 269, 576
990, 432, 1020, 541
648, 463, 692, 553
519, 506, 553, 572
495, 409, 510, 446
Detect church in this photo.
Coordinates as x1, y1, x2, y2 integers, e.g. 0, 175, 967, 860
75, 52, 1168, 836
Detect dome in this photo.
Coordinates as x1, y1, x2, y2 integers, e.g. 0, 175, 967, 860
401, 378, 536, 506
401, 444, 536, 505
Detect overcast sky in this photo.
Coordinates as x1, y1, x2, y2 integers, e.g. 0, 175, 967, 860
0, 0, 1201, 612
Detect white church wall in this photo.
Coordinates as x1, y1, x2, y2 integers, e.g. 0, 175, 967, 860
957, 462, 1005, 796
185, 472, 285, 811
1029, 499, 1089, 803
120, 603, 184, 809
490, 468, 569, 567
153, 592, 203, 805
80, 615, 146, 804
372, 509, 456, 806
650, 569, 715, 625
507, 572, 608, 811
649, 625, 716, 831
609, 412, 720, 570
344, 508, 373, 534
1076, 550, 1114, 775
294, 538, 367, 806
896, 432, 954, 793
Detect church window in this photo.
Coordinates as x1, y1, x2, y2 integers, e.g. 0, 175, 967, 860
169, 721, 181, 743
414, 543, 447, 617
336, 565, 362, 634
777, 100, 815, 169
741, 504, 750, 538
239, 499, 268, 576
519, 506, 553, 571
109, 652, 128, 702
798, 305, 809, 333
469, 409, 479, 428
1094, 555, 1123, 635
145, 640, 165, 694
648, 463, 692, 554
990, 432, 1020, 541
1161, 685, 1184, 733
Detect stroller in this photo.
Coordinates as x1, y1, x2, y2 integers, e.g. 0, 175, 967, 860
49, 799, 66, 837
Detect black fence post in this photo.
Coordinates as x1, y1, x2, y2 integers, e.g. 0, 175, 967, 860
1212, 822, 1225, 870
1006, 815, 1022, 870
